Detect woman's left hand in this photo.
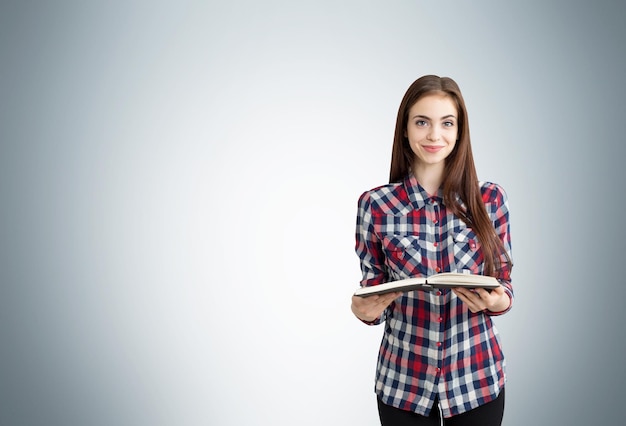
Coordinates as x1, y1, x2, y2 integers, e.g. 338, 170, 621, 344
453, 285, 510, 313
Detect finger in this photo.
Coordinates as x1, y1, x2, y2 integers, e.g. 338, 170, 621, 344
376, 295, 396, 309
454, 289, 484, 313
352, 295, 381, 312
384, 291, 402, 302
361, 292, 396, 308
454, 288, 476, 301
474, 288, 489, 299
375, 292, 399, 305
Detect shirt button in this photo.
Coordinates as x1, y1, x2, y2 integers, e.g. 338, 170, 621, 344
436, 291, 442, 296
433, 242, 438, 247
438, 317, 443, 322
435, 267, 441, 273
436, 367, 441, 373
437, 342, 442, 347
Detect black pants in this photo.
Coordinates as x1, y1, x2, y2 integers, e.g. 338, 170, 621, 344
377, 388, 505, 426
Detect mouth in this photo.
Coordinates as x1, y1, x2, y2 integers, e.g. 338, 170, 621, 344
422, 145, 445, 153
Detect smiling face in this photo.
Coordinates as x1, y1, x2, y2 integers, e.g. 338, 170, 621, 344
405, 93, 459, 173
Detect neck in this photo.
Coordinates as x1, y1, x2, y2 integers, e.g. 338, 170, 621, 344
412, 162, 445, 196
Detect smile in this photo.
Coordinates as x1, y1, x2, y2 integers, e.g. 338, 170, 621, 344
422, 145, 445, 153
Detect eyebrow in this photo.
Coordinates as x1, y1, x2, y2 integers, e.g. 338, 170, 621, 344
411, 114, 457, 120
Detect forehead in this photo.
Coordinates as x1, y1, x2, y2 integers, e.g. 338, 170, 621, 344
410, 93, 458, 116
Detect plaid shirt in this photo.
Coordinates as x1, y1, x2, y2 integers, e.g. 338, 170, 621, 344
355, 174, 513, 418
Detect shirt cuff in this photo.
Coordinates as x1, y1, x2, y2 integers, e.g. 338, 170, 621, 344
486, 291, 513, 316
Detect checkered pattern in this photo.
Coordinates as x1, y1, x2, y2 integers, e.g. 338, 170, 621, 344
355, 174, 513, 418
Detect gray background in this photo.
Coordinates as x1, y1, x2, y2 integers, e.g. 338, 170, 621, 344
1, 1, 624, 425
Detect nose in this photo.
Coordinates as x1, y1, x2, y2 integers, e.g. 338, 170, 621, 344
427, 128, 440, 141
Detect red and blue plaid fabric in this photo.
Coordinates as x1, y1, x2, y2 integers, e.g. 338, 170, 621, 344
355, 174, 513, 418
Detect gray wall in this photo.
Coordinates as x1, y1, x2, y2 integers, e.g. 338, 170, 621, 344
1, 1, 624, 424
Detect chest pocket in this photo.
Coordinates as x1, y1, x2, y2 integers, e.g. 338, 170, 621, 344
381, 235, 427, 279
452, 227, 483, 274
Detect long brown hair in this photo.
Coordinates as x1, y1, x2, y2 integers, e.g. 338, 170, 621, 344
389, 75, 511, 276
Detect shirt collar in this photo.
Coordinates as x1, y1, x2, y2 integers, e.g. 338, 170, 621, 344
404, 173, 444, 211
404, 174, 470, 213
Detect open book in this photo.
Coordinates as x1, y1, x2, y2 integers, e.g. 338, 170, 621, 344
354, 272, 500, 297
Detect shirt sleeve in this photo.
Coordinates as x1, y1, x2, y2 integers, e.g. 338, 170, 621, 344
485, 183, 514, 316
355, 191, 389, 325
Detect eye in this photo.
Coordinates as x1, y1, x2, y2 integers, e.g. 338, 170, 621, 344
443, 121, 455, 127
415, 120, 427, 127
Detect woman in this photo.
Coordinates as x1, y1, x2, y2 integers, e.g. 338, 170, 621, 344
351, 75, 513, 425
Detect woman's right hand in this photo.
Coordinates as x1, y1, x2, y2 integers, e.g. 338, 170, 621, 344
351, 292, 402, 322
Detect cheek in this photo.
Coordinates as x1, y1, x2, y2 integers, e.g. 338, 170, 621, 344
406, 127, 426, 142
444, 130, 458, 145
407, 136, 422, 151
450, 128, 459, 140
